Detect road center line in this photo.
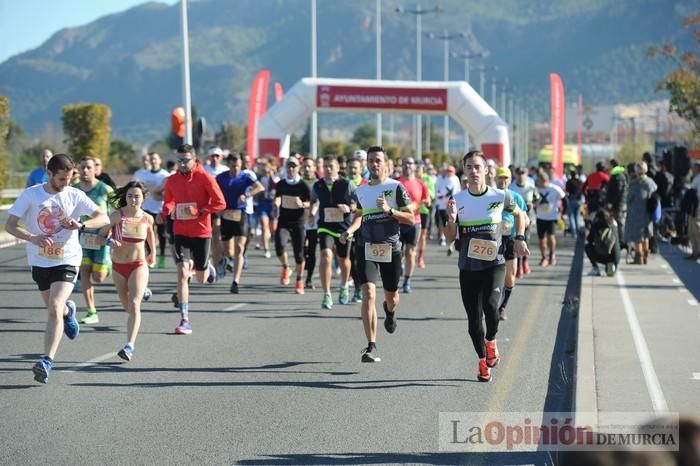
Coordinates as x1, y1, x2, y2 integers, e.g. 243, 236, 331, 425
62, 352, 117, 372
224, 303, 247, 311
616, 269, 668, 413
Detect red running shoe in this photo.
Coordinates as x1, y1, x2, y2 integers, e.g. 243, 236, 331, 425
477, 359, 492, 382
485, 339, 500, 367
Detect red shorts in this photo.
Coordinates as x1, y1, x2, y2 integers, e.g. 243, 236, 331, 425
112, 259, 146, 280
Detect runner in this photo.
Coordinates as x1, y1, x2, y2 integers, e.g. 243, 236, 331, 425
509, 167, 539, 276
255, 157, 278, 259
273, 155, 310, 294
101, 181, 156, 360
26, 148, 52, 187
215, 152, 264, 294
416, 161, 435, 269
301, 157, 320, 289
5, 154, 110, 383
341, 146, 414, 362
494, 167, 528, 321
535, 172, 566, 267
133, 151, 170, 269
309, 156, 354, 309
204, 146, 229, 274
133, 154, 152, 181
398, 156, 429, 293
444, 150, 529, 382
435, 165, 461, 247
74, 157, 114, 325
158, 144, 226, 335
347, 156, 367, 302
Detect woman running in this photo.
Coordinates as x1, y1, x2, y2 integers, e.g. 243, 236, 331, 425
102, 181, 155, 361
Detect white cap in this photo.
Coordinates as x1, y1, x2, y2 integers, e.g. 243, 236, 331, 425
207, 146, 223, 156
353, 150, 367, 160
486, 158, 496, 167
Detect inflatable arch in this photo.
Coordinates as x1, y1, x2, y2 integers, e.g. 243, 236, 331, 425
257, 78, 511, 166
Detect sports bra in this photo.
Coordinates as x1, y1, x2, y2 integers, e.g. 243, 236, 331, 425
113, 209, 148, 243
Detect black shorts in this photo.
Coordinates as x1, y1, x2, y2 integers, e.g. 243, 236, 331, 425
32, 265, 78, 291
318, 232, 350, 258
220, 216, 248, 240
420, 213, 429, 229
399, 224, 420, 247
355, 247, 402, 292
536, 219, 556, 239
173, 236, 211, 270
502, 236, 515, 261
435, 209, 448, 228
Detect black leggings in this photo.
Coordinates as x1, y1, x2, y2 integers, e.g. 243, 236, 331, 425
459, 266, 506, 359
275, 223, 305, 264
304, 229, 318, 281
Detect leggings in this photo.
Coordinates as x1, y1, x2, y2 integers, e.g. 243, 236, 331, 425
459, 265, 506, 359
304, 229, 318, 281
275, 223, 305, 264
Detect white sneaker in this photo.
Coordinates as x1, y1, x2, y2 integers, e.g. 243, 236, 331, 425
264, 250, 271, 259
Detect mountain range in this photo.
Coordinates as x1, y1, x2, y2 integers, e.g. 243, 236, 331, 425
0, 0, 696, 143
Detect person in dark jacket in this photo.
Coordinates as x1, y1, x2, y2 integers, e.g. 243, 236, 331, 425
585, 209, 620, 276
606, 159, 628, 249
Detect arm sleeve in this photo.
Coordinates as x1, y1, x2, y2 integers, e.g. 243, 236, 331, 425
396, 183, 411, 209
162, 178, 174, 217
207, 174, 227, 213
74, 190, 100, 218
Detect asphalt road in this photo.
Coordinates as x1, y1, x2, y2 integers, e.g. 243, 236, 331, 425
0, 237, 579, 465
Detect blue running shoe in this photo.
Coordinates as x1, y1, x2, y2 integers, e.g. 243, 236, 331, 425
242, 253, 249, 270
338, 287, 349, 305
351, 288, 362, 303
321, 294, 333, 310
118, 344, 133, 361
32, 357, 53, 384
175, 319, 192, 335
402, 279, 412, 294
64, 300, 79, 340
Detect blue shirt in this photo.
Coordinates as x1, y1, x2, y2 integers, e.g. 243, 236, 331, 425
216, 170, 258, 211
503, 189, 526, 236
26, 167, 48, 187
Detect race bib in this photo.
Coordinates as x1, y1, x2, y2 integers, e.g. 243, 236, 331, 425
538, 203, 552, 214
365, 242, 392, 263
324, 207, 344, 223
222, 209, 242, 222
122, 220, 146, 240
79, 233, 102, 250
39, 242, 65, 260
175, 202, 198, 220
467, 238, 498, 261
281, 195, 301, 209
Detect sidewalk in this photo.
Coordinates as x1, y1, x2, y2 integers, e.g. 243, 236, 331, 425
575, 241, 700, 420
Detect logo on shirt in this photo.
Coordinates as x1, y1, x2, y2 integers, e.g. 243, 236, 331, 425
487, 202, 503, 211
382, 189, 394, 198
37, 205, 65, 235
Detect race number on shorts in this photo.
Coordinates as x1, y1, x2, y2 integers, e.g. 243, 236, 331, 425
175, 203, 198, 220
365, 243, 392, 263
467, 238, 498, 261
39, 242, 65, 260
222, 209, 242, 222
324, 207, 344, 223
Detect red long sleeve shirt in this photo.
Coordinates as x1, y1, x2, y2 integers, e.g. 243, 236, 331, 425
162, 163, 226, 238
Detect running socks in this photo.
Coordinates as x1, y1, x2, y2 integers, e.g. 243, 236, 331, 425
179, 302, 189, 320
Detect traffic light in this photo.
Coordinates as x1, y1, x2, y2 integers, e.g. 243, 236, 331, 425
171, 107, 185, 138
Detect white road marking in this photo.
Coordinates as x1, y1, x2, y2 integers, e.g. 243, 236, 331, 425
62, 352, 117, 372
692, 373, 700, 380
224, 303, 246, 311
688, 299, 698, 306
672, 278, 680, 284
616, 269, 669, 413
0, 239, 24, 249
660, 263, 668, 269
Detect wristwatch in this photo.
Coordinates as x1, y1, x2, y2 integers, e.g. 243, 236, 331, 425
514, 234, 526, 241
79, 222, 86, 232
387, 208, 394, 217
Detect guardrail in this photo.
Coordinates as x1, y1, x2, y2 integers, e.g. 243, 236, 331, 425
2, 189, 23, 199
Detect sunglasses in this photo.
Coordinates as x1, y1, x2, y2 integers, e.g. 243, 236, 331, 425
287, 163, 299, 168
177, 157, 193, 164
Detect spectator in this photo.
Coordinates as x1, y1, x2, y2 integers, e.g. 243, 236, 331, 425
585, 209, 620, 276
607, 159, 628, 249
654, 160, 675, 208
26, 149, 52, 187
686, 161, 700, 260
583, 161, 610, 217
565, 170, 583, 236
624, 162, 658, 264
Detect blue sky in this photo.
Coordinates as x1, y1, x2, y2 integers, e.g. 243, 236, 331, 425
0, 0, 178, 63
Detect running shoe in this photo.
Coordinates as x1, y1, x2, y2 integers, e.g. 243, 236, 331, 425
63, 300, 79, 340
230, 281, 239, 294
402, 279, 412, 294
305, 278, 314, 290
73, 279, 82, 293
242, 253, 249, 269
171, 292, 179, 308
589, 266, 601, 276
321, 294, 333, 310
361, 346, 381, 363
79, 312, 99, 325
295, 279, 304, 295
477, 358, 492, 382
280, 267, 291, 285
351, 288, 363, 303
225, 257, 234, 272
439, 238, 447, 247
605, 262, 616, 277
264, 250, 271, 259
447, 244, 454, 257
338, 287, 349, 305
417, 256, 426, 269
32, 357, 53, 384
522, 260, 531, 275
549, 253, 557, 266
174, 319, 192, 335
383, 301, 397, 334
216, 258, 227, 276
498, 306, 507, 321
143, 288, 152, 301
485, 339, 500, 368
206, 262, 217, 284
539, 257, 549, 267
117, 344, 133, 361
157, 255, 167, 269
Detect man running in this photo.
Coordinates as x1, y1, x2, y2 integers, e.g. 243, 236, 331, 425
204, 146, 229, 274
273, 155, 310, 294
494, 167, 528, 320
435, 165, 461, 247
310, 156, 354, 309
301, 157, 319, 289
341, 146, 414, 363
416, 161, 435, 268
444, 151, 529, 382
159, 144, 226, 335
26, 148, 53, 187
133, 152, 170, 269
215, 152, 264, 294
535, 172, 566, 267
5, 154, 110, 383
398, 157, 429, 293
74, 157, 114, 324
347, 156, 367, 302
509, 167, 539, 276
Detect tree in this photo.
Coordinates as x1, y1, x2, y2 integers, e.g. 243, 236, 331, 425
351, 123, 376, 148
649, 12, 700, 142
0, 96, 9, 200
320, 140, 344, 157
62, 103, 111, 161
109, 139, 138, 172
214, 122, 246, 152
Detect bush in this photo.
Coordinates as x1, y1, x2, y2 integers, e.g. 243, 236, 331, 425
62, 103, 111, 161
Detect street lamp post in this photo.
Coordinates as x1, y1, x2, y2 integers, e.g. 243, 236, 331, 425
427, 30, 465, 155
395, 4, 442, 158
376, 0, 382, 146
179, 0, 193, 145
311, 0, 318, 157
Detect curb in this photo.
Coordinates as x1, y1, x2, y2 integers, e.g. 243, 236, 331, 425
0, 232, 24, 249
574, 269, 599, 426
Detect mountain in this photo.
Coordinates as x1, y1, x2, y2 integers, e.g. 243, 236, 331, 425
0, 0, 696, 143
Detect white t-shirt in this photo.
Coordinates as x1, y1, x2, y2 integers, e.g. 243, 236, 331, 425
134, 168, 170, 214
435, 174, 461, 210
8, 185, 99, 268
205, 164, 229, 177
535, 184, 566, 221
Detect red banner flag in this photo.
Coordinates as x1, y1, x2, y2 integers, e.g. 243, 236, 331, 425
274, 82, 284, 103
246, 69, 271, 160
550, 73, 565, 181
